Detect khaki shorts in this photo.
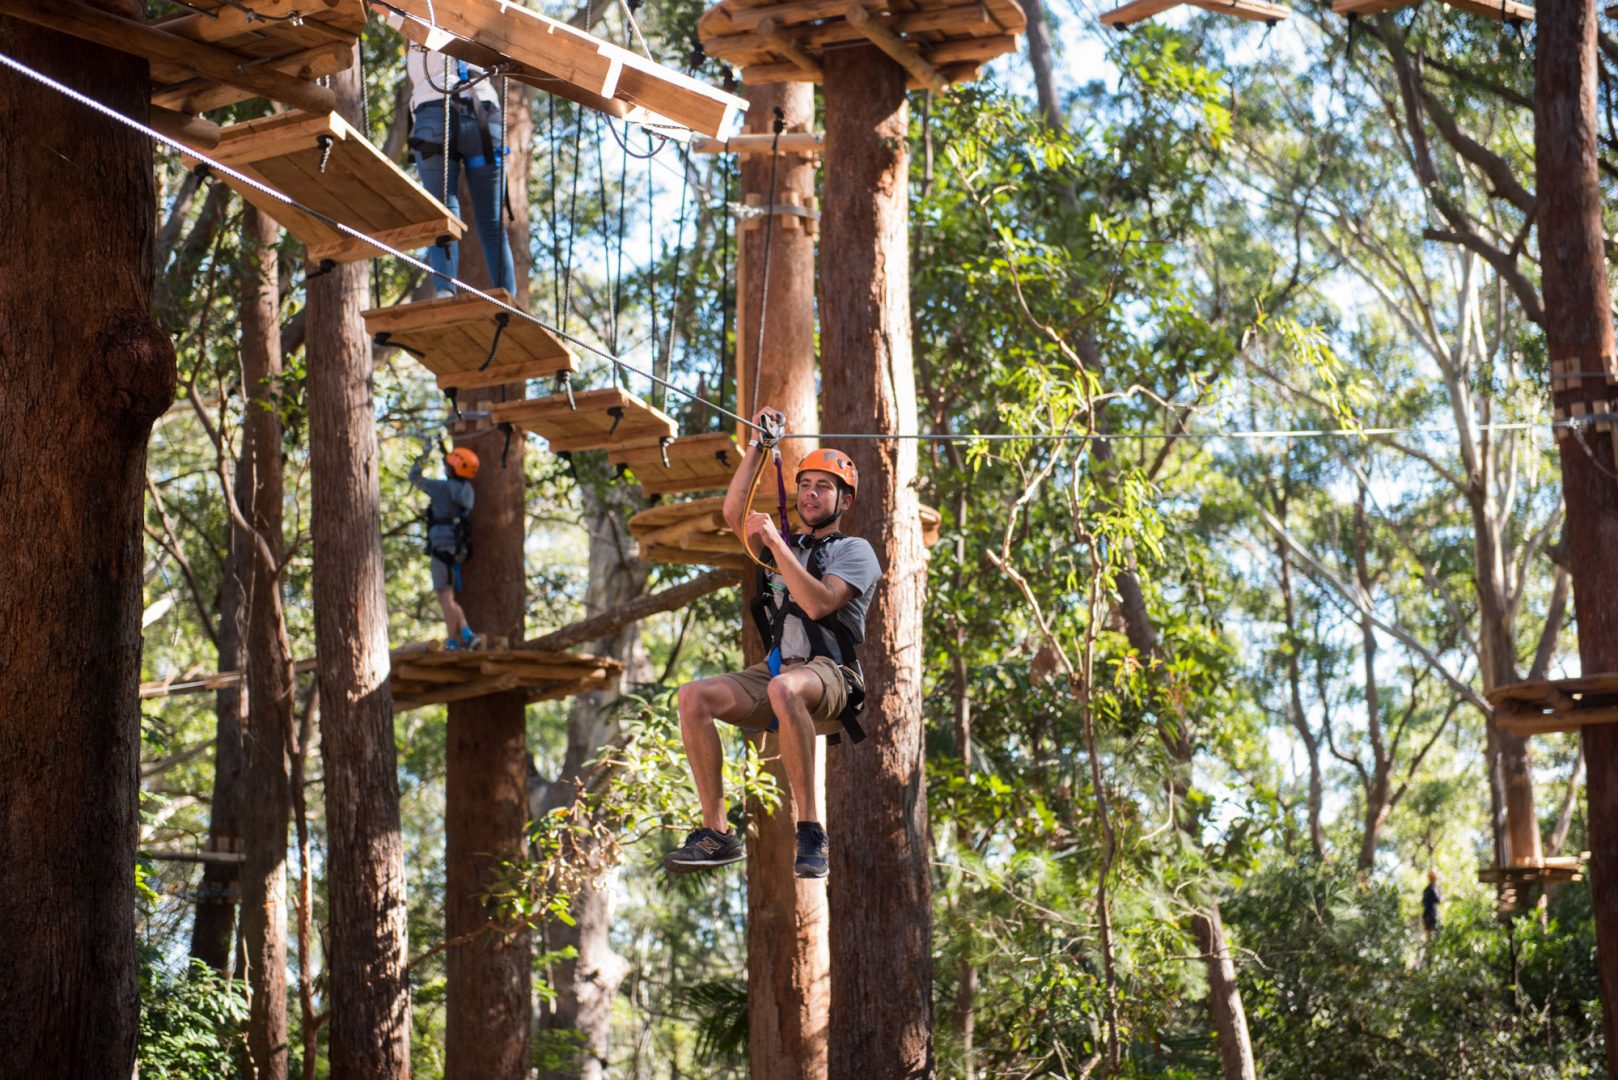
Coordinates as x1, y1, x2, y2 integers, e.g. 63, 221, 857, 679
720, 657, 849, 737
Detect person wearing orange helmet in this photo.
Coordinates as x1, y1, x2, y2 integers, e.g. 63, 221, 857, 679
664, 407, 881, 881
411, 442, 480, 650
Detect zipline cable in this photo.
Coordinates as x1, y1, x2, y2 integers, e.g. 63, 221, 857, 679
7, 52, 1601, 454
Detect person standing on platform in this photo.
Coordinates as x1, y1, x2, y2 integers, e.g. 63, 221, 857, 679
387, 20, 516, 298
411, 443, 479, 650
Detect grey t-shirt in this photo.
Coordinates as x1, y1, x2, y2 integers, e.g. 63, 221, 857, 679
410, 459, 474, 547
767, 535, 881, 663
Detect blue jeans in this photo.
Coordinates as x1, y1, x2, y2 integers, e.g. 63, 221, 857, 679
412, 99, 516, 295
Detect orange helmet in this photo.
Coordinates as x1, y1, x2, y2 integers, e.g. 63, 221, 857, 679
795, 448, 857, 494
446, 447, 480, 479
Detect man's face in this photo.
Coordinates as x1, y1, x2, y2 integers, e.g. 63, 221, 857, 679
796, 470, 846, 526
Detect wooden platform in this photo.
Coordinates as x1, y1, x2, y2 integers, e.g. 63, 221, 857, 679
1477, 855, 1587, 886
608, 432, 742, 496
490, 386, 678, 453
1100, 0, 1289, 26
629, 494, 942, 568
1487, 673, 1618, 736
379, 0, 747, 138
390, 640, 620, 710
699, 0, 1027, 92
186, 110, 464, 265
364, 291, 575, 392
0, 0, 361, 120
1331, 0, 1533, 20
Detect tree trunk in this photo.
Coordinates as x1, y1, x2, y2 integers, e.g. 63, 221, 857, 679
537, 482, 646, 1080
307, 60, 412, 1080
0, 9, 175, 1075
1276, 538, 1325, 860
1018, 0, 1062, 129
444, 84, 533, 1080
192, 527, 246, 972
237, 204, 296, 1080
1535, 1, 1618, 1069
733, 80, 831, 1080
821, 47, 934, 1078
1191, 907, 1256, 1080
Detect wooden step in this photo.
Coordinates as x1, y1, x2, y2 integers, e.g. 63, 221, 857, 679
608, 432, 742, 496
1333, 0, 1531, 18
1487, 673, 1618, 735
363, 291, 576, 391
490, 386, 678, 453
389, 639, 621, 710
629, 493, 942, 568
381, 0, 747, 138
1100, 0, 1289, 24
183, 109, 465, 265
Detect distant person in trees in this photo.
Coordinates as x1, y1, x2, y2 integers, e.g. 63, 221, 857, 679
664, 408, 880, 881
1422, 869, 1442, 937
375, 8, 517, 298
411, 443, 479, 650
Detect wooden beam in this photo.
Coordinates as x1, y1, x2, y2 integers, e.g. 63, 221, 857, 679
1331, 0, 1417, 14
0, 0, 336, 115
844, 4, 949, 95
155, 0, 357, 45
926, 35, 1020, 65
1497, 706, 1618, 736
1434, 0, 1534, 20
1099, 0, 1182, 24
394, 672, 525, 710
693, 131, 825, 154
149, 106, 221, 150
151, 42, 355, 115
141, 849, 248, 865
757, 17, 824, 78
1182, 0, 1290, 20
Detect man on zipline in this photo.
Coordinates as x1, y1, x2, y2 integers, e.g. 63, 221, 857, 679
665, 407, 880, 880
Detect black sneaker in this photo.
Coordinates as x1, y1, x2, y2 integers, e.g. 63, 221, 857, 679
663, 827, 745, 873
794, 822, 829, 879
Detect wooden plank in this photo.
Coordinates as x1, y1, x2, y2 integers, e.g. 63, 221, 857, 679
1497, 707, 1618, 736
435, 355, 577, 392
393, 662, 472, 684
150, 107, 222, 151
1099, 0, 1183, 23
1182, 0, 1290, 20
490, 387, 678, 452
0, 0, 335, 114
1436, 0, 1534, 19
846, 5, 949, 93
394, 673, 525, 710
926, 34, 1018, 64
153, 43, 357, 114
1332, 0, 1417, 13
153, 0, 362, 45
479, 660, 612, 680
741, 62, 826, 86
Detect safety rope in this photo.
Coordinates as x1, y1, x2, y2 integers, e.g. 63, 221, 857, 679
748, 107, 787, 416
658, 148, 693, 413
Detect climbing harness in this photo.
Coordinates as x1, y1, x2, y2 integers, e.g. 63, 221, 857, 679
746, 532, 869, 745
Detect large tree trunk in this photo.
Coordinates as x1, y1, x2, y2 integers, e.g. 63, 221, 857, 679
733, 80, 831, 1080
821, 47, 934, 1078
1535, 0, 1618, 1069
536, 482, 646, 1080
1191, 908, 1256, 1080
444, 84, 533, 1080
237, 204, 296, 1080
192, 528, 246, 972
0, 9, 175, 1075
307, 61, 412, 1080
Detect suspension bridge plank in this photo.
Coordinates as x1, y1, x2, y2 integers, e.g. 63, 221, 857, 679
388, 640, 620, 711
381, 0, 748, 137
363, 291, 576, 387
609, 432, 743, 496
629, 494, 941, 566
491, 387, 678, 453
185, 109, 463, 266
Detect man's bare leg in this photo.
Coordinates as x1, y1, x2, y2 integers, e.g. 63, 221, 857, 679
676, 676, 752, 832
766, 668, 825, 824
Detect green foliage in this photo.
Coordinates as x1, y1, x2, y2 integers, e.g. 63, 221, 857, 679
137, 954, 249, 1078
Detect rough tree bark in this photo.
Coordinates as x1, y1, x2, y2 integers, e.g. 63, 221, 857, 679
0, 8, 176, 1075
1535, 0, 1618, 1068
235, 203, 297, 1080
307, 61, 412, 1080
821, 47, 935, 1078
192, 529, 246, 971
733, 80, 831, 1080
442, 82, 534, 1080
536, 481, 646, 1080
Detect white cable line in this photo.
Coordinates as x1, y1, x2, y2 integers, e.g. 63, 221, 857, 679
1, 51, 1603, 452
0, 49, 762, 435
